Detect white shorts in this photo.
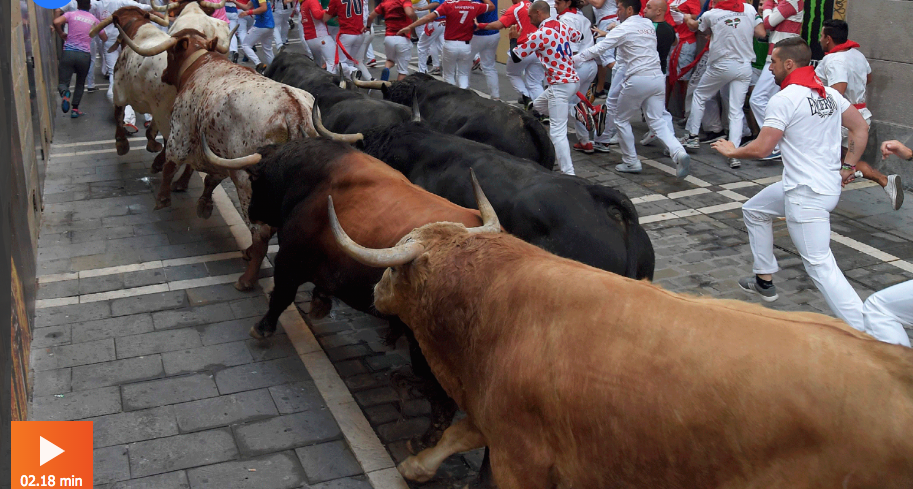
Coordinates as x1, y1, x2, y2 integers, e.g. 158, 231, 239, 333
384, 35, 412, 75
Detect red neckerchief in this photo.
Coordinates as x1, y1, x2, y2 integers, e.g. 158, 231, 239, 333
780, 66, 827, 98
826, 40, 860, 55
713, 0, 744, 12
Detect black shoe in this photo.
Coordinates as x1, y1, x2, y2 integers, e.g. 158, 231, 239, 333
85, 86, 98, 93
231, 52, 239, 63
252, 45, 258, 53
255, 62, 268, 74
699, 130, 727, 144
242, 55, 250, 62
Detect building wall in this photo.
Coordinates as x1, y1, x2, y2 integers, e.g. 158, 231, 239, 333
847, 0, 913, 184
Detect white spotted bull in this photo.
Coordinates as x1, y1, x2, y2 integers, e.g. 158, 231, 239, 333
119, 27, 318, 291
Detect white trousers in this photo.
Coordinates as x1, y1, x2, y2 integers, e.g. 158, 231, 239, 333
243, 26, 276, 65
226, 11, 243, 53
470, 34, 500, 99
594, 63, 625, 144
615, 72, 684, 165
442, 40, 472, 88
749, 59, 779, 129
533, 82, 576, 175
686, 59, 751, 147
365, 31, 375, 61
337, 33, 373, 80
863, 280, 912, 347
569, 59, 597, 144
87, 35, 97, 88
506, 52, 545, 100
416, 20, 444, 72
384, 35, 412, 75
273, 7, 293, 46
305, 36, 337, 71
743, 182, 864, 329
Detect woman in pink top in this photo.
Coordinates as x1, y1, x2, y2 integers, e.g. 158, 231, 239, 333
53, 0, 105, 118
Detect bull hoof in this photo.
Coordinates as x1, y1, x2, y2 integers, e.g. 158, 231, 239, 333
116, 139, 130, 156
197, 199, 214, 219
146, 140, 163, 153
154, 197, 171, 210
234, 278, 256, 292
308, 296, 332, 320
249, 317, 276, 339
171, 180, 188, 192
151, 156, 165, 174
398, 456, 435, 483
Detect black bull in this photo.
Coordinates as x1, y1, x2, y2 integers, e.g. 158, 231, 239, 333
263, 51, 412, 133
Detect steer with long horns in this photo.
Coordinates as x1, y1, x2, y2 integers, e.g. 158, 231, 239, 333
330, 181, 913, 487
121, 27, 317, 291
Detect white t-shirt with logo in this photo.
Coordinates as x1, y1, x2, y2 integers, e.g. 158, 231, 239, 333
698, 5, 760, 64
764, 85, 851, 196
578, 15, 660, 78
815, 48, 872, 120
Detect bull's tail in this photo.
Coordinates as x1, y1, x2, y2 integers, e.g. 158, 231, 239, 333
526, 116, 556, 171
587, 185, 655, 281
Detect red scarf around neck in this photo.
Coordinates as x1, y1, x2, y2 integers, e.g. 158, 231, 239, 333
826, 40, 860, 55
714, 0, 744, 12
780, 66, 827, 98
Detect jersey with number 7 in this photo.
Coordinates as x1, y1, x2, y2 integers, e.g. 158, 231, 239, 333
434, 0, 491, 42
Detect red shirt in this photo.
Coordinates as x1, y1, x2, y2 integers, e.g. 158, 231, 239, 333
375, 0, 413, 37
513, 18, 579, 85
498, 0, 534, 44
670, 0, 700, 44
300, 0, 330, 39
435, 0, 489, 41
327, 0, 366, 35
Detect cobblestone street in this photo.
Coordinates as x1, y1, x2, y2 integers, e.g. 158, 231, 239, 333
28, 33, 913, 489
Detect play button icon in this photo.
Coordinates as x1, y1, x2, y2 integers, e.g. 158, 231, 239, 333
39, 436, 65, 466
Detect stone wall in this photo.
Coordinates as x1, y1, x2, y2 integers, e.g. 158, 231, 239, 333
847, 0, 913, 186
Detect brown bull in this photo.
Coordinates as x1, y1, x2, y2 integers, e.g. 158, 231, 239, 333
330, 191, 913, 488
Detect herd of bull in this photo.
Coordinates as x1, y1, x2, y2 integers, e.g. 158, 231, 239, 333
86, 2, 913, 487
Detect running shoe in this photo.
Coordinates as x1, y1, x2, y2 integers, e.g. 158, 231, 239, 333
574, 102, 594, 132
729, 158, 741, 169
640, 130, 656, 146
71, 108, 85, 118
699, 130, 726, 144
672, 149, 691, 178
678, 134, 699, 150
255, 62, 268, 74
472, 58, 481, 71
615, 162, 642, 173
573, 141, 594, 154
593, 142, 613, 153
738, 275, 779, 302
61, 90, 71, 113
885, 175, 904, 211
123, 123, 139, 135
366, 58, 378, 67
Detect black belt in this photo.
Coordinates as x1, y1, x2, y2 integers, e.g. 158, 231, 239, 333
446, 39, 470, 44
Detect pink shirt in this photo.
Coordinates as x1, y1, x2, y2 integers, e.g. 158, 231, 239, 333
63, 10, 100, 52
211, 7, 229, 21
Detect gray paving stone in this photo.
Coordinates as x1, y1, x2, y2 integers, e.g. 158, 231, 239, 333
95, 445, 131, 485
186, 451, 307, 489
71, 314, 155, 343
128, 428, 239, 478
110, 470, 190, 489
172, 389, 278, 432
376, 417, 430, 443
229, 297, 269, 319
162, 341, 253, 376
325, 345, 372, 362
116, 329, 203, 359
152, 304, 235, 331
204, 258, 249, 277
233, 410, 341, 457
112, 291, 188, 317
246, 335, 297, 362
295, 441, 362, 484
363, 404, 400, 426
80, 274, 126, 295
215, 357, 311, 394
37, 279, 79, 300
29, 386, 122, 421
89, 406, 179, 448
36, 301, 113, 328
32, 368, 72, 397
31, 324, 71, 348
123, 269, 168, 288
164, 263, 210, 282
122, 373, 220, 411
32, 338, 116, 371
268, 381, 325, 414
198, 318, 279, 346
304, 476, 373, 489
186, 284, 257, 306
352, 387, 399, 407
72, 354, 164, 390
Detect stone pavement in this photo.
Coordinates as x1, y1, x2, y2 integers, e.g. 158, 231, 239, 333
30, 28, 912, 489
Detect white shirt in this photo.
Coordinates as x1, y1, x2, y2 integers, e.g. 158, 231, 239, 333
815, 48, 871, 118
764, 85, 851, 196
91, 0, 152, 39
558, 9, 592, 53
412, 0, 432, 17
698, 5, 760, 64
575, 15, 660, 78
591, 0, 616, 23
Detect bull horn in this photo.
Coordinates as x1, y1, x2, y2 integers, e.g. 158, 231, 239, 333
336, 64, 347, 89
167, 1, 182, 10
116, 23, 177, 56
201, 132, 262, 169
411, 92, 421, 122
89, 16, 113, 37
328, 196, 425, 268
147, 12, 170, 27
351, 78, 392, 90
311, 105, 364, 144
214, 24, 239, 53
466, 169, 501, 234
200, 0, 227, 7
151, 0, 170, 11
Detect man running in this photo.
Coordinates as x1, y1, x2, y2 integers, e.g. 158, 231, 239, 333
367, 0, 416, 80
477, 0, 546, 108
817, 19, 903, 210
326, 0, 373, 80
298, 0, 336, 70
470, 0, 500, 99
712, 37, 870, 331
238, 0, 276, 73
573, 0, 691, 177
412, 0, 444, 75
511, 0, 580, 174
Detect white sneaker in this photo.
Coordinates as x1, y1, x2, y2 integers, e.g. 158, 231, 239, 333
885, 175, 904, 211
615, 162, 642, 173
729, 158, 741, 169
640, 130, 657, 146
672, 150, 691, 178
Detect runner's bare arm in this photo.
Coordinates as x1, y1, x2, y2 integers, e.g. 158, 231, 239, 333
842, 105, 869, 169
711, 127, 783, 160
397, 10, 439, 36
